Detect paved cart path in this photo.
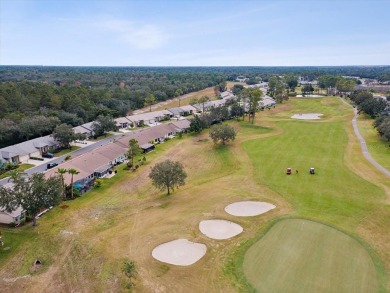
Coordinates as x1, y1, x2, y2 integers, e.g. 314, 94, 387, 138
339, 97, 390, 178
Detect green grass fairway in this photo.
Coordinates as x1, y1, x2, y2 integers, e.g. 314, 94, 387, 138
243, 219, 378, 293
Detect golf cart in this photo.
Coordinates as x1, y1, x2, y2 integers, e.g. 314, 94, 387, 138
287, 168, 292, 175
309, 167, 315, 174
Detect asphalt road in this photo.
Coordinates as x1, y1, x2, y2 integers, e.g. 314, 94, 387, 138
0, 131, 135, 186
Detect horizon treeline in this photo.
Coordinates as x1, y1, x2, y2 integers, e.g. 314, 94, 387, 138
0, 66, 389, 149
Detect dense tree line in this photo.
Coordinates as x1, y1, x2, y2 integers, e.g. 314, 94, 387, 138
1, 66, 389, 84
349, 90, 390, 143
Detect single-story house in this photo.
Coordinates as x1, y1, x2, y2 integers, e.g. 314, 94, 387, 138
167, 107, 184, 118
220, 91, 235, 100
45, 151, 120, 192
73, 122, 95, 138
0, 183, 26, 225
0, 135, 60, 164
140, 143, 155, 153
0, 206, 26, 225
178, 105, 197, 115
210, 99, 227, 107
114, 117, 132, 129
127, 110, 173, 127
192, 101, 214, 112
259, 96, 276, 109
170, 119, 191, 132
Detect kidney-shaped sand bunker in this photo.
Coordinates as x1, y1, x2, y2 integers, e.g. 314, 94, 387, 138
225, 201, 275, 216
199, 219, 243, 240
152, 239, 207, 266
291, 113, 323, 120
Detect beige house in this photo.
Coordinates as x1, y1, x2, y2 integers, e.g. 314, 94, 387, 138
0, 206, 26, 225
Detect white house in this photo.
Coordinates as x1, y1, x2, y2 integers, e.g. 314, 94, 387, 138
0, 206, 26, 225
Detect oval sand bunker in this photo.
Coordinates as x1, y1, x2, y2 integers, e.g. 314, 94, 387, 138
199, 220, 243, 240
291, 113, 323, 120
152, 239, 207, 266
225, 201, 275, 216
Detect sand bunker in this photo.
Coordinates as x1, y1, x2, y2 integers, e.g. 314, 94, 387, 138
152, 239, 207, 266
296, 94, 323, 98
225, 201, 275, 216
199, 220, 243, 240
291, 113, 323, 120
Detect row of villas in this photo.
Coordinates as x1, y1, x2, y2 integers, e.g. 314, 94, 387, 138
0, 106, 197, 164
0, 120, 190, 225
44, 119, 191, 193
0, 87, 272, 166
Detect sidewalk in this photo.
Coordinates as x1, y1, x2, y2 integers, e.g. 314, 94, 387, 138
339, 97, 390, 178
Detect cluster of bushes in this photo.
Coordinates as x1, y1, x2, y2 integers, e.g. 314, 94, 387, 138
29, 156, 44, 161
0, 161, 18, 175
350, 90, 387, 118
374, 115, 390, 142
349, 90, 390, 143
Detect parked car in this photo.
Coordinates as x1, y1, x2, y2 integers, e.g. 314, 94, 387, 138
47, 162, 58, 169
42, 152, 54, 158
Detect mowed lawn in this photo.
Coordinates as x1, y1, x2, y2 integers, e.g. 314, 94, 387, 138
238, 97, 388, 292
243, 219, 378, 293
242, 99, 385, 229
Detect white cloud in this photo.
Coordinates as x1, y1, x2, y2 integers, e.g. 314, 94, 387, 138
100, 19, 168, 50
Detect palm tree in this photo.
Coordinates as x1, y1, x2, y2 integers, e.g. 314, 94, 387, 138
7, 170, 27, 183
56, 168, 67, 200
67, 168, 79, 200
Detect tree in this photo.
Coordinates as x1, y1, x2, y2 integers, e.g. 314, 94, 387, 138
0, 173, 62, 226
229, 102, 245, 120
92, 115, 116, 137
274, 82, 288, 103
198, 96, 211, 112
189, 115, 203, 133
127, 139, 142, 167
209, 124, 237, 145
67, 168, 80, 200
52, 123, 84, 149
375, 115, 390, 142
359, 98, 387, 118
302, 84, 314, 96
240, 88, 263, 124
56, 168, 68, 199
285, 74, 298, 91
268, 76, 279, 96
174, 89, 183, 107
144, 94, 156, 112
336, 77, 355, 95
149, 160, 187, 195
232, 84, 244, 96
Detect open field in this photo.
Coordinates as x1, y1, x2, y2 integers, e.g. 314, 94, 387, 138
226, 81, 246, 90
243, 219, 378, 293
153, 86, 217, 111
1, 96, 389, 292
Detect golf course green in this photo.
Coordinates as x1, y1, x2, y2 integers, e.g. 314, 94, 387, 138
243, 219, 378, 293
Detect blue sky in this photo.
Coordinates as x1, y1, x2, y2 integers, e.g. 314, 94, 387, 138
1, 0, 389, 66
